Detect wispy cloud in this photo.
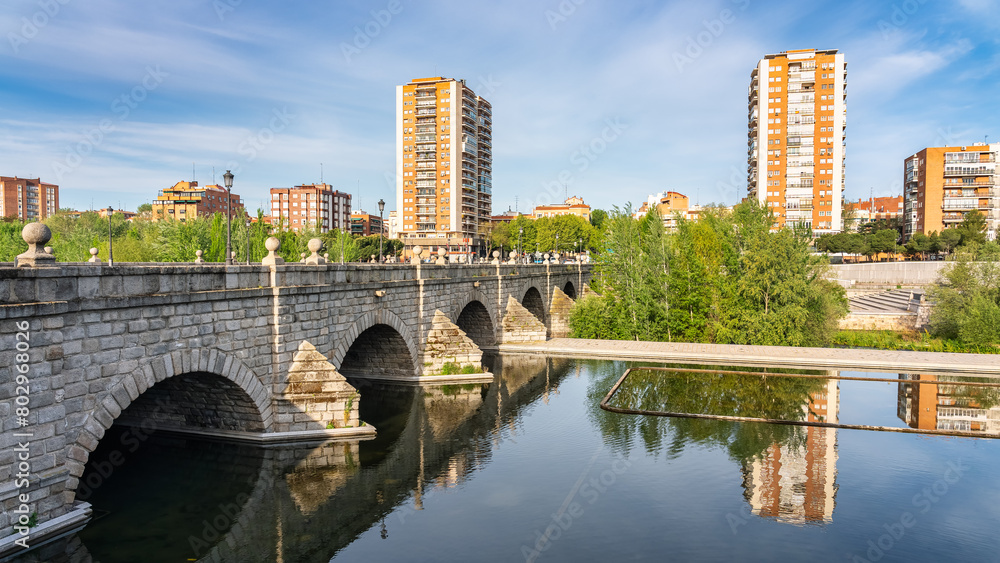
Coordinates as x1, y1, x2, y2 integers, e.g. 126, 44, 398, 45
0, 0, 997, 214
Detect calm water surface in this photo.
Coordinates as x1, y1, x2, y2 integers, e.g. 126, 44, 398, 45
26, 356, 1000, 562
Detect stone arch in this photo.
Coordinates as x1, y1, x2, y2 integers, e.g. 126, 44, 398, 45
452, 287, 499, 345
522, 286, 547, 325
67, 348, 272, 500
456, 300, 496, 349
562, 280, 577, 299
329, 308, 420, 376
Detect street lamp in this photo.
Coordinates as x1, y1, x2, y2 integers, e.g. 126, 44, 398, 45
245, 219, 251, 265
378, 198, 385, 263
555, 233, 559, 255
518, 227, 523, 264
223, 170, 234, 265
107, 206, 114, 267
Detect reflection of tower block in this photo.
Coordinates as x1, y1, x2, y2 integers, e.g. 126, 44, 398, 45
283, 341, 361, 430
743, 377, 839, 525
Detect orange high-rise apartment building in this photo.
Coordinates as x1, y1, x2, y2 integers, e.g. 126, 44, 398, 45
903, 143, 998, 241
0, 177, 59, 221
748, 49, 847, 234
396, 77, 492, 259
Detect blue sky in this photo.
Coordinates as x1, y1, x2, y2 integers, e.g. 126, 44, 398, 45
1, 0, 998, 215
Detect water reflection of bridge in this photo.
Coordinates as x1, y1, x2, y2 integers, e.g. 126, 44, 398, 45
18, 354, 576, 563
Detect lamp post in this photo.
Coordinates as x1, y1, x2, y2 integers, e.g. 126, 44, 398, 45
378, 198, 385, 263
107, 206, 114, 267
245, 219, 251, 265
518, 227, 523, 264
555, 233, 560, 256
223, 170, 234, 265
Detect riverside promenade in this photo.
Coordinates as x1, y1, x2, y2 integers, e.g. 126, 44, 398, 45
498, 338, 1000, 375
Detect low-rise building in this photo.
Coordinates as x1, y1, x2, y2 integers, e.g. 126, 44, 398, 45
635, 191, 701, 231
846, 196, 903, 226
533, 196, 591, 222
269, 184, 351, 232
151, 181, 244, 222
351, 211, 385, 236
0, 176, 59, 221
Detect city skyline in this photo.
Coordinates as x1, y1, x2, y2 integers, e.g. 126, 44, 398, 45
1, 0, 998, 216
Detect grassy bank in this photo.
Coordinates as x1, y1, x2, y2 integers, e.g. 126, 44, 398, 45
833, 330, 1000, 355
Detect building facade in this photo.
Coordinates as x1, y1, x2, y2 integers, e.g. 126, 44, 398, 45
151, 181, 244, 222
634, 191, 694, 231
903, 143, 998, 241
269, 184, 351, 233
350, 211, 384, 236
748, 49, 847, 233
396, 76, 492, 259
0, 177, 59, 221
532, 195, 591, 222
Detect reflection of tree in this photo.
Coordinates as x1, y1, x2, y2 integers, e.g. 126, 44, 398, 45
944, 376, 1000, 410
590, 364, 827, 464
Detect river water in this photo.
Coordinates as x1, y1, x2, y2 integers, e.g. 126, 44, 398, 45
22, 355, 1000, 562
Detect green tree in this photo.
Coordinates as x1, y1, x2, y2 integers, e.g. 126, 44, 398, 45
905, 232, 932, 260
590, 209, 608, 230
956, 210, 988, 247
939, 229, 962, 255
929, 250, 1000, 349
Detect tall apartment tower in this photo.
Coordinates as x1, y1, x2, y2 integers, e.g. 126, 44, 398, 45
396, 77, 492, 260
903, 143, 999, 241
748, 49, 847, 233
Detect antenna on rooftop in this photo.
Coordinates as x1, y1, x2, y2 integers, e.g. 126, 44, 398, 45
321, 163, 324, 184
515, 195, 518, 213
212, 166, 216, 185
192, 162, 196, 182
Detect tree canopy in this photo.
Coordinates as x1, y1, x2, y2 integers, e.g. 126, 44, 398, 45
570, 200, 847, 347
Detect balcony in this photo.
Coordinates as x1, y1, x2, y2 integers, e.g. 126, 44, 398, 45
416, 109, 436, 116
415, 152, 437, 161
944, 167, 994, 177
415, 134, 436, 142
942, 198, 980, 210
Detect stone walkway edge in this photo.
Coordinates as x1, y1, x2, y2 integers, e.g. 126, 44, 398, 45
498, 338, 1000, 376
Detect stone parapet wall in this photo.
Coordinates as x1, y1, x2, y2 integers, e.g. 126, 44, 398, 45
838, 313, 919, 331
0, 260, 590, 552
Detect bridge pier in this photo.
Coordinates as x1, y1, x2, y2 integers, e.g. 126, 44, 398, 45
0, 250, 590, 558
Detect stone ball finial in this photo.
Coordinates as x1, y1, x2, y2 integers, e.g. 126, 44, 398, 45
22, 222, 51, 246
231, 251, 237, 260
16, 222, 55, 267
262, 237, 284, 266
509, 251, 516, 258
88, 248, 101, 264
493, 250, 500, 258
305, 238, 326, 265
437, 247, 446, 256
194, 249, 204, 264
413, 245, 423, 257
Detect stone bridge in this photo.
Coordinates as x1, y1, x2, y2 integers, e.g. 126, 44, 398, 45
0, 257, 592, 557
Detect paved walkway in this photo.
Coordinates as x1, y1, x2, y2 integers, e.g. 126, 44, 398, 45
498, 338, 1000, 375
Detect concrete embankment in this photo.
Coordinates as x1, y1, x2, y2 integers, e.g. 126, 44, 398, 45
498, 338, 1000, 376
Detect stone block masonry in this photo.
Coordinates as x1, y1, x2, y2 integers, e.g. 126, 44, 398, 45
0, 261, 590, 557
